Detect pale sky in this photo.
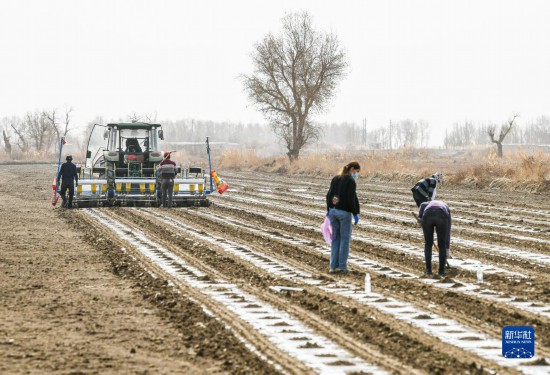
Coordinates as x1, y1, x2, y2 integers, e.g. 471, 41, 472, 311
1, 0, 549, 145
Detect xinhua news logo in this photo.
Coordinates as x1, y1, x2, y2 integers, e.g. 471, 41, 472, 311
502, 326, 535, 359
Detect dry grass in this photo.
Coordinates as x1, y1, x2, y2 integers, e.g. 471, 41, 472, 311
3, 147, 548, 192
216, 147, 550, 193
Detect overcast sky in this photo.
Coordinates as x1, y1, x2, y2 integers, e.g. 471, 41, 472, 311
1, 0, 549, 145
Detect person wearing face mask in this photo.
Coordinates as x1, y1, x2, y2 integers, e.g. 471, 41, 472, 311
326, 161, 361, 274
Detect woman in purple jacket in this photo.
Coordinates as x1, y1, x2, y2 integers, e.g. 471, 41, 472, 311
418, 200, 451, 276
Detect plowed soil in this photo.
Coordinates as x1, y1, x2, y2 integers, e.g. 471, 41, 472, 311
1, 165, 549, 374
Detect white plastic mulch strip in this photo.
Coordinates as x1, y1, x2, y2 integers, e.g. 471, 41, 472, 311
230, 179, 550, 231
220, 194, 528, 277
139, 209, 323, 287
229, 175, 550, 217
235, 189, 550, 263
147, 209, 548, 373
235, 184, 550, 241
229, 190, 550, 270
84, 209, 384, 375
362, 202, 550, 243
361, 190, 550, 228
357, 208, 550, 267
210, 200, 550, 318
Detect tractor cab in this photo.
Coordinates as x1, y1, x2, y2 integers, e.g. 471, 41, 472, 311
98, 123, 164, 178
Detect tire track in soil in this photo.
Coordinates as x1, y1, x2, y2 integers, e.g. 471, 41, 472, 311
106, 207, 508, 375
198, 202, 550, 352
88, 208, 394, 375
69, 209, 280, 375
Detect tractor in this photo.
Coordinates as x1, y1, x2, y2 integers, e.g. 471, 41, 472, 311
70, 122, 214, 208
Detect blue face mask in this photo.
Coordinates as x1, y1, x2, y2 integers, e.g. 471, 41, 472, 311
352, 172, 359, 180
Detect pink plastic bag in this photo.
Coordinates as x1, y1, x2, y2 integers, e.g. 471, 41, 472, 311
320, 216, 333, 245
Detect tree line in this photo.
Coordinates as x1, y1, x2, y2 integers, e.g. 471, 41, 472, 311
444, 116, 550, 148
1, 108, 73, 158
2, 111, 550, 160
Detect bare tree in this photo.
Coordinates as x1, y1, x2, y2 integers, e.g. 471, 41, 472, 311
128, 112, 141, 123
488, 114, 518, 157
11, 121, 29, 153
242, 11, 348, 161
24, 111, 54, 152
143, 112, 158, 123
2, 129, 12, 157
400, 119, 418, 148
417, 120, 430, 148
45, 107, 73, 153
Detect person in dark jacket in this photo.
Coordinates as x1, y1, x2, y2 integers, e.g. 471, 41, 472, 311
56, 155, 79, 208
158, 152, 177, 208
326, 161, 361, 274
418, 200, 451, 276
411, 172, 443, 207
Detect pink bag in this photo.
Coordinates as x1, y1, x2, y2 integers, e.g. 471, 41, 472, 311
320, 216, 333, 245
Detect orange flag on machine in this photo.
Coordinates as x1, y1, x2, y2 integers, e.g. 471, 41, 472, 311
211, 170, 229, 194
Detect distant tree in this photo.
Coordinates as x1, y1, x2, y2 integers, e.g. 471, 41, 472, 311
24, 111, 54, 152
128, 112, 141, 123
488, 114, 518, 157
400, 119, 418, 148
2, 129, 11, 157
444, 121, 476, 149
143, 112, 158, 123
11, 119, 29, 153
524, 116, 550, 145
242, 11, 348, 161
417, 120, 430, 148
45, 107, 73, 153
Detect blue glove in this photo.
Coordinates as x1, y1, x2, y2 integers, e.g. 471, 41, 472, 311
353, 214, 359, 225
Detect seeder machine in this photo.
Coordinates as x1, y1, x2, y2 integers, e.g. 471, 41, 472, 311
52, 122, 228, 208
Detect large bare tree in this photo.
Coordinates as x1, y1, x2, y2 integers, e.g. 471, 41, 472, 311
488, 114, 518, 157
242, 12, 348, 161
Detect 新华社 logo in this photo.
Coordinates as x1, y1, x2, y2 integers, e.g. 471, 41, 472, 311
502, 326, 535, 358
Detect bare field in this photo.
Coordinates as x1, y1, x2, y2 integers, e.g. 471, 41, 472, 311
1, 165, 549, 374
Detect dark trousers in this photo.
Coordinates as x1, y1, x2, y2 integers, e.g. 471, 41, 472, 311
413, 191, 428, 208
421, 209, 448, 274
60, 182, 75, 208
161, 178, 174, 208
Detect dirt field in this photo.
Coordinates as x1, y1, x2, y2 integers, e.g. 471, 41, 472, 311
1, 164, 549, 374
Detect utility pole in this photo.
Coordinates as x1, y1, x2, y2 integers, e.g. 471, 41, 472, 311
362, 118, 367, 148
389, 120, 392, 150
